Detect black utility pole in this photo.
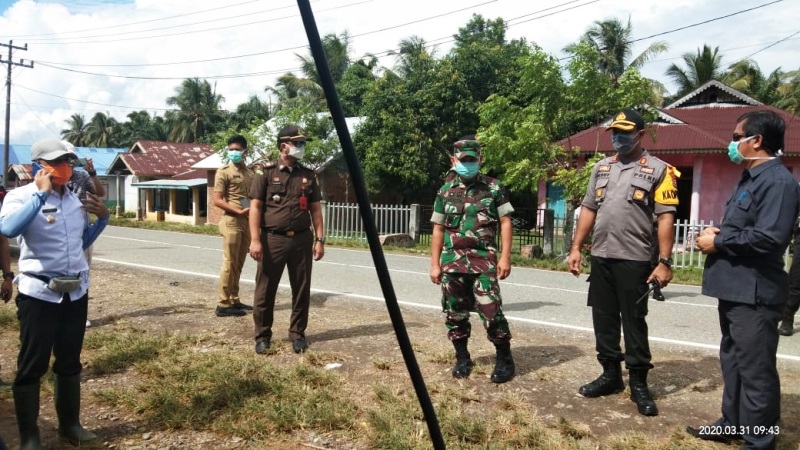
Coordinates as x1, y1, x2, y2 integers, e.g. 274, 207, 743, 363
0, 40, 33, 185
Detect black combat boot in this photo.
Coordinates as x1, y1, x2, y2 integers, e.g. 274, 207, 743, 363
451, 339, 473, 379
13, 383, 42, 450
579, 361, 624, 397
779, 315, 794, 336
629, 369, 659, 416
54, 374, 98, 445
490, 342, 515, 383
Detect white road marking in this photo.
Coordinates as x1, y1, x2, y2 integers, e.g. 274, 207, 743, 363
93, 258, 800, 362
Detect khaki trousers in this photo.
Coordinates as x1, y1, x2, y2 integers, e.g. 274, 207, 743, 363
218, 214, 250, 306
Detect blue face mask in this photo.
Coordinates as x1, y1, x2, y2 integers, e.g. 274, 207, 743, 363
228, 150, 244, 164
611, 133, 638, 156
454, 160, 479, 179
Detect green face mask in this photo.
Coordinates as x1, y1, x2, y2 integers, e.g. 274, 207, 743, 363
228, 150, 244, 164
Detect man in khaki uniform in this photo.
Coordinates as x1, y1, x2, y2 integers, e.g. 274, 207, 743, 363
213, 135, 254, 317
249, 125, 325, 354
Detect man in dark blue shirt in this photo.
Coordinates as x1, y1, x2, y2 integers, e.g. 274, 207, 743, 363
688, 110, 798, 450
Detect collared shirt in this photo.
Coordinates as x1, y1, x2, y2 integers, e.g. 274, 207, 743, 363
431, 173, 514, 274
214, 162, 253, 212
703, 159, 800, 305
66, 169, 95, 200
250, 161, 320, 231
581, 151, 678, 261
0, 183, 108, 303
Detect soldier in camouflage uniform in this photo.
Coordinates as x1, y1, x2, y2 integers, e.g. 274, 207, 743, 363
430, 136, 516, 383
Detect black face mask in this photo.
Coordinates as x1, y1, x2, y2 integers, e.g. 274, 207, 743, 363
612, 133, 638, 155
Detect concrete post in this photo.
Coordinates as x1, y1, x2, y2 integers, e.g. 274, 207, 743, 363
409, 204, 422, 243
543, 209, 555, 256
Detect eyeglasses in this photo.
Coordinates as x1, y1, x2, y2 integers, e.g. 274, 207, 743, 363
732, 133, 750, 142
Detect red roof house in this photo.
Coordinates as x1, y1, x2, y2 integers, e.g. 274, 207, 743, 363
553, 80, 800, 229
108, 141, 215, 225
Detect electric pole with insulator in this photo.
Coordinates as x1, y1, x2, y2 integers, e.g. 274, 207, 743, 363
0, 40, 34, 185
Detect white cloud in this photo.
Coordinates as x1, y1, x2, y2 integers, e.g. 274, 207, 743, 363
0, 0, 797, 144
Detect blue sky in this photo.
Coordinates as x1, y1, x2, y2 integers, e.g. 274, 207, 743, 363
0, 0, 797, 144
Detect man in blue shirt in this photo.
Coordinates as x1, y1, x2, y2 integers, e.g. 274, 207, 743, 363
688, 110, 799, 450
0, 139, 109, 449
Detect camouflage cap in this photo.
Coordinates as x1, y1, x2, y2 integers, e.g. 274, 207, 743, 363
453, 137, 481, 159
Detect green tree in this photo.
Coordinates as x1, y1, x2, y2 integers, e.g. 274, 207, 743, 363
228, 95, 273, 131
337, 57, 379, 116
564, 17, 668, 105
84, 112, 119, 147
61, 113, 88, 146
165, 78, 226, 143
723, 60, 783, 105
665, 45, 724, 99
776, 69, 800, 114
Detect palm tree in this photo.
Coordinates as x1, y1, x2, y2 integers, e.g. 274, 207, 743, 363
389, 36, 436, 79
229, 95, 273, 130
566, 17, 668, 86
776, 69, 800, 114
723, 60, 783, 104
166, 78, 225, 143
265, 32, 353, 112
665, 45, 724, 98
84, 112, 118, 147
61, 113, 88, 146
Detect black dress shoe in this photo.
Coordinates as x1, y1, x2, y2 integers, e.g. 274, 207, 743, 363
452, 359, 473, 379
292, 338, 308, 354
255, 338, 270, 355
685, 425, 740, 443
234, 302, 254, 311
215, 305, 246, 317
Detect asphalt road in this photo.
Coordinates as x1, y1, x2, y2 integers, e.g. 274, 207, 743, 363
89, 226, 800, 362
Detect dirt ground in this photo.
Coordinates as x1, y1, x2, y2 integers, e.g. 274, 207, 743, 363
1, 261, 799, 450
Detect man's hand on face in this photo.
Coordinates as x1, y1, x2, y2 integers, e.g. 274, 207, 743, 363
34, 166, 53, 194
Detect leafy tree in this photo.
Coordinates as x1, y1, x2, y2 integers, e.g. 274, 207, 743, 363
450, 15, 530, 105
61, 113, 88, 146
387, 36, 436, 80
337, 57, 379, 117
165, 78, 226, 143
665, 45, 724, 99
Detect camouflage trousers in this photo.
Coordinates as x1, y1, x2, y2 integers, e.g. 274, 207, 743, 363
440, 272, 511, 344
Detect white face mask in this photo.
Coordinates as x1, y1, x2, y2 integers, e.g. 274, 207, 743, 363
287, 142, 305, 161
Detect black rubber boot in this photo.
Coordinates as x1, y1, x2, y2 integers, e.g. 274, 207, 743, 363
779, 315, 794, 337
13, 383, 42, 450
579, 361, 624, 397
490, 343, 515, 383
54, 374, 98, 446
451, 339, 473, 379
629, 369, 659, 416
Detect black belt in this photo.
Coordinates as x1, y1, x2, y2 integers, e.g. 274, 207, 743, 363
265, 228, 310, 237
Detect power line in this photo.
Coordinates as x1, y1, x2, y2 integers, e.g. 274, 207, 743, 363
22, 0, 373, 45
1, 0, 264, 39
1, 40, 34, 183
557, 0, 784, 61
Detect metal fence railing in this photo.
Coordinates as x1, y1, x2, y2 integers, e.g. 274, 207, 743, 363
324, 202, 412, 241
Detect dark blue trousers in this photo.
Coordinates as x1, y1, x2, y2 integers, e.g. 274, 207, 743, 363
718, 299, 782, 450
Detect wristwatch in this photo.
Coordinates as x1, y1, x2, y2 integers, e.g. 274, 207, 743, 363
658, 257, 673, 268
316, 237, 326, 244
88, 171, 98, 177
3, 271, 14, 280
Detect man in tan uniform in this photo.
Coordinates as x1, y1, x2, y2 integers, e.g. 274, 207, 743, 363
213, 134, 254, 317
249, 125, 325, 354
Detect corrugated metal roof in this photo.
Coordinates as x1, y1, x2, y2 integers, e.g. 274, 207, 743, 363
109, 141, 213, 177
1, 145, 126, 177
132, 178, 207, 190
561, 105, 799, 154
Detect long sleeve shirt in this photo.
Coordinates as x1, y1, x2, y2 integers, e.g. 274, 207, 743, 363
702, 159, 800, 305
0, 183, 108, 303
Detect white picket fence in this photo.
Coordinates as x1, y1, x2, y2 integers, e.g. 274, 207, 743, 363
324, 202, 412, 240
670, 219, 791, 269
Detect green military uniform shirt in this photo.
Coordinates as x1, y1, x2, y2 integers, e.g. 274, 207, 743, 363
431, 174, 514, 274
